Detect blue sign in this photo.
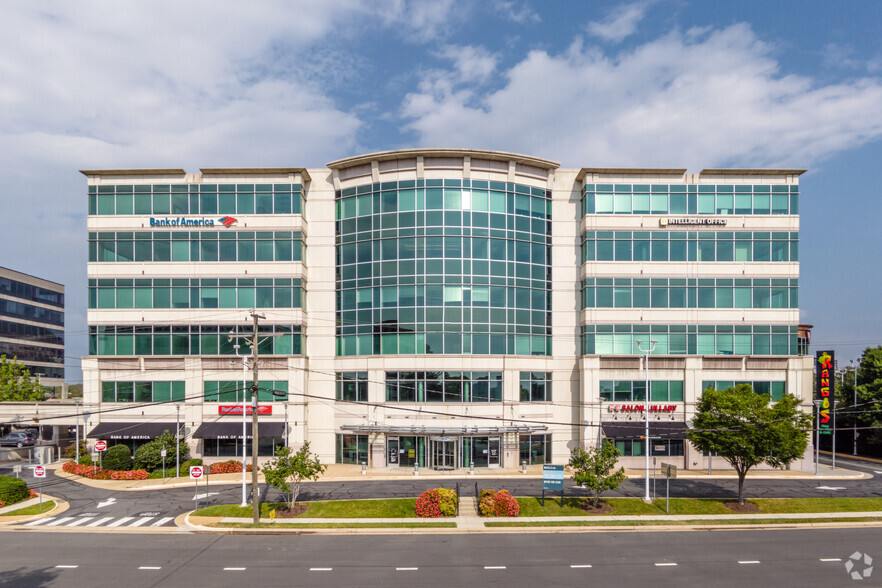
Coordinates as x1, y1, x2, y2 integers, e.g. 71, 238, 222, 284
542, 464, 564, 491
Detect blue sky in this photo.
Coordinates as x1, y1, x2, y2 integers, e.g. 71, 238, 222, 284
1, 0, 880, 380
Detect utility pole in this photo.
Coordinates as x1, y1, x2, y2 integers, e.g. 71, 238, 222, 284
75, 398, 81, 463
852, 360, 858, 456
176, 403, 181, 477
251, 311, 265, 525
636, 339, 657, 502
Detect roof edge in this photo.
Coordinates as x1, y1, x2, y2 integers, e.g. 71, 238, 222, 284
80, 169, 186, 177
700, 168, 807, 176
327, 148, 559, 170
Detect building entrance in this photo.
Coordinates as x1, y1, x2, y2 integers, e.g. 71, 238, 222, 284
430, 437, 456, 470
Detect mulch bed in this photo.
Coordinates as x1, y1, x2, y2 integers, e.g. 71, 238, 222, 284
272, 504, 309, 518
723, 501, 760, 513
579, 501, 614, 515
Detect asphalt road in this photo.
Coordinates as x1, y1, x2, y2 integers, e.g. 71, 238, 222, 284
1, 527, 877, 587
3, 455, 881, 528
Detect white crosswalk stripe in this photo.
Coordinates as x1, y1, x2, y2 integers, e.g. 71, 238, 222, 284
23, 514, 177, 528
46, 517, 76, 526
151, 517, 174, 527
108, 517, 135, 527
24, 517, 55, 526
128, 517, 154, 527
65, 518, 93, 527
86, 517, 115, 527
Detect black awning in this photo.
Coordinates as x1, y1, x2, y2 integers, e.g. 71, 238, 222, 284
192, 422, 285, 440
602, 421, 688, 440
88, 422, 179, 441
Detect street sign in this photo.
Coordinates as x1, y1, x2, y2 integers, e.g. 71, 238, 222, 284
542, 464, 565, 491
33, 465, 46, 478
95, 440, 107, 452
160, 449, 167, 457
189, 465, 204, 479
661, 463, 677, 478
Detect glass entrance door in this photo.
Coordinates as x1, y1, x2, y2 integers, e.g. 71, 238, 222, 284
488, 437, 500, 468
387, 437, 399, 466
430, 437, 456, 470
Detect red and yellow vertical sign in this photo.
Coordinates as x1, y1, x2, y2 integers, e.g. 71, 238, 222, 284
816, 351, 834, 435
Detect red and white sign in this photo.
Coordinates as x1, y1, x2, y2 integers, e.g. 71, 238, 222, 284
189, 465, 204, 479
33, 465, 46, 478
95, 440, 107, 452
218, 405, 272, 416
607, 404, 678, 413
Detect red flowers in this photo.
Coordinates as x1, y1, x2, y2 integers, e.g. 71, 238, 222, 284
415, 488, 458, 517
208, 460, 258, 475
62, 461, 149, 480
478, 489, 520, 517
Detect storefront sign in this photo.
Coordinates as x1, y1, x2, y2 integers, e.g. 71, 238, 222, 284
816, 351, 834, 435
607, 404, 678, 413
659, 217, 727, 226
147, 216, 238, 227
542, 464, 564, 491
218, 405, 272, 416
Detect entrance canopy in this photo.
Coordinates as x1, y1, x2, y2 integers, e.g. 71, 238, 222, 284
340, 424, 547, 435
192, 422, 285, 440
601, 422, 688, 440
88, 422, 178, 440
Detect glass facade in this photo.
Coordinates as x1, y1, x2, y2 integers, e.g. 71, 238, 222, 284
101, 381, 186, 403
336, 433, 369, 464
600, 380, 684, 402
89, 324, 301, 356
581, 231, 798, 263
519, 372, 551, 401
582, 324, 797, 356
88, 183, 303, 216
385, 371, 503, 402
582, 278, 797, 309
0, 276, 63, 307
88, 278, 303, 309
336, 372, 368, 402
519, 433, 550, 464
336, 179, 551, 356
581, 183, 798, 217
702, 380, 787, 402
203, 381, 289, 402
89, 231, 302, 263
614, 439, 684, 457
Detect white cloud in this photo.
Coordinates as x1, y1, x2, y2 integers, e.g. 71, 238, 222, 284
586, 1, 650, 43
401, 23, 882, 170
437, 46, 499, 84
492, 0, 541, 24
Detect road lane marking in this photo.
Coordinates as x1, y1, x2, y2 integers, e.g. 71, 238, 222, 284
484, 566, 507, 570
86, 517, 115, 527
738, 561, 760, 564
128, 517, 154, 527
874, 471, 882, 475
65, 518, 91, 527
47, 517, 76, 526
151, 517, 174, 526
309, 568, 333, 571
55, 565, 78, 569
24, 517, 55, 526
570, 565, 592, 568
655, 563, 678, 566
139, 567, 162, 570
820, 558, 842, 562
224, 567, 246, 571
108, 517, 134, 527
396, 567, 418, 571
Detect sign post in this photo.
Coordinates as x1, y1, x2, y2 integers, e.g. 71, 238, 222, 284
542, 464, 565, 507
95, 440, 107, 470
161, 449, 167, 480
190, 465, 204, 509
33, 465, 46, 510
661, 463, 677, 513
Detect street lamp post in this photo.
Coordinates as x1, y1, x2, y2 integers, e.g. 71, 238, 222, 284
232, 333, 253, 508
636, 339, 657, 502
175, 403, 181, 478
74, 398, 81, 463
832, 400, 841, 470
851, 359, 858, 456
813, 399, 823, 475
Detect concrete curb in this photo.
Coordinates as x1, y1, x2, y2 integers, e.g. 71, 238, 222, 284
0, 494, 66, 525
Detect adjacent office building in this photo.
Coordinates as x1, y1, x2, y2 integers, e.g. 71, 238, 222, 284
0, 266, 65, 391
82, 149, 812, 470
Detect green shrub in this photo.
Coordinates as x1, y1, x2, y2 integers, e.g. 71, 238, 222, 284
64, 441, 86, 459
133, 431, 189, 471
78, 455, 93, 466
0, 475, 29, 506
478, 489, 520, 517
102, 444, 132, 471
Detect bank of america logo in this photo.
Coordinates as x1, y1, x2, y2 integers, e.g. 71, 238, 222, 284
219, 216, 238, 227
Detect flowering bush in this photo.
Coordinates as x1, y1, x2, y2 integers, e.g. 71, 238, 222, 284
415, 487, 458, 518
28, 488, 38, 498
62, 461, 149, 480
208, 460, 258, 475
478, 489, 520, 517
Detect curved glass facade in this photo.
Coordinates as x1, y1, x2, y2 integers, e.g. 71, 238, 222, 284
336, 179, 551, 356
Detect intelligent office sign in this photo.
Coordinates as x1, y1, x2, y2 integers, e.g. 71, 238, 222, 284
816, 351, 834, 435
147, 216, 238, 227
659, 218, 728, 226
542, 464, 564, 491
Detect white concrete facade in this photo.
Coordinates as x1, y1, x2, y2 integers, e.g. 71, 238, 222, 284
81, 150, 813, 471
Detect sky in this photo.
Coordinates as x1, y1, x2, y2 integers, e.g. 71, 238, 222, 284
1, 0, 880, 382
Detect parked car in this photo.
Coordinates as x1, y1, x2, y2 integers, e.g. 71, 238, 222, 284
0, 433, 35, 448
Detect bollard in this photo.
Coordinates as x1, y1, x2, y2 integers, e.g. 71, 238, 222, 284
521, 460, 527, 474
361, 461, 366, 475
414, 462, 419, 476
469, 462, 475, 475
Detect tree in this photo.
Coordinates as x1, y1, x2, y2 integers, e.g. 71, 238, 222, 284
133, 430, 189, 472
262, 442, 326, 510
568, 442, 627, 507
688, 384, 811, 504
0, 355, 46, 401
837, 346, 882, 455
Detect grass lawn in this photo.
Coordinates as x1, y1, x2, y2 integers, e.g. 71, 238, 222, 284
214, 521, 456, 529
485, 517, 882, 527
193, 498, 419, 519
1, 501, 56, 516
